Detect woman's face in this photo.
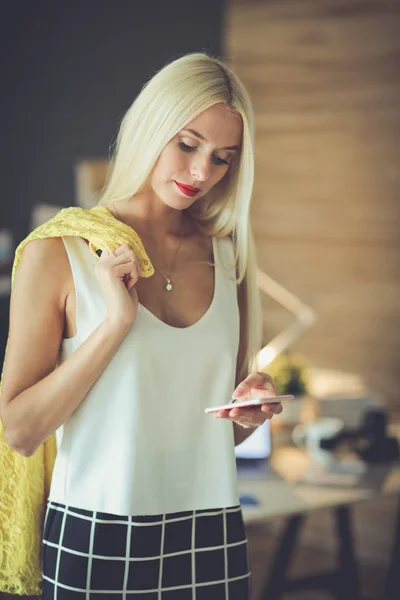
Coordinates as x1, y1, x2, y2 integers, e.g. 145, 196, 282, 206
149, 103, 243, 210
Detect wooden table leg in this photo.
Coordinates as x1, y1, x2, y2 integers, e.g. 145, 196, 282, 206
335, 505, 361, 600
258, 506, 362, 600
259, 514, 305, 600
384, 496, 400, 600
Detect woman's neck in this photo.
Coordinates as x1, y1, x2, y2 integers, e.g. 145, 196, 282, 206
107, 199, 196, 244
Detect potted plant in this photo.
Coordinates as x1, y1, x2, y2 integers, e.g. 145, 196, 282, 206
263, 352, 312, 425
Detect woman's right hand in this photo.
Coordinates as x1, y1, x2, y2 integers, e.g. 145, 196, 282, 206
95, 243, 140, 329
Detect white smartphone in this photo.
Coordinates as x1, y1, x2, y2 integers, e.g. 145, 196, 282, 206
204, 395, 295, 414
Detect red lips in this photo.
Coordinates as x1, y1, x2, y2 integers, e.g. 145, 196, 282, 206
175, 181, 200, 192
174, 181, 200, 197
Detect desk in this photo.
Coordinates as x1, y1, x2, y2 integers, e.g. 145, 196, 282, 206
238, 447, 400, 600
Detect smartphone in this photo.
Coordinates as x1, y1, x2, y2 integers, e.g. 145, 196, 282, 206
204, 395, 295, 414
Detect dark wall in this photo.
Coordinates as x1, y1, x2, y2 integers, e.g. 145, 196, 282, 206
0, 0, 226, 246
0, 0, 225, 366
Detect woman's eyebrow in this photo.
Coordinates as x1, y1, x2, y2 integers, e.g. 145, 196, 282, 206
182, 128, 240, 151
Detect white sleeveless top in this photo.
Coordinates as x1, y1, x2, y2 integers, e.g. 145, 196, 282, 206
48, 235, 241, 515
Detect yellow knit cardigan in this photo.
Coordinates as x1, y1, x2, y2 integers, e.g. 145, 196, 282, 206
0, 205, 154, 596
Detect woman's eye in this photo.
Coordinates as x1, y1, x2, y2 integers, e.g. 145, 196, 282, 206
179, 141, 195, 152
179, 141, 230, 166
213, 156, 230, 166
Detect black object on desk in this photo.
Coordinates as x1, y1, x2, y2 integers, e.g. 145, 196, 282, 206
320, 408, 400, 464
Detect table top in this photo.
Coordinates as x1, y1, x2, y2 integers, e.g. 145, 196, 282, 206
238, 447, 400, 524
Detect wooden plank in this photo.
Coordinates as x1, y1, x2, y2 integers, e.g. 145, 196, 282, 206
226, 0, 400, 408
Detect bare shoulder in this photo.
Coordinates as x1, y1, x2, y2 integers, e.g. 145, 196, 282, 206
17, 237, 72, 299
21, 236, 68, 266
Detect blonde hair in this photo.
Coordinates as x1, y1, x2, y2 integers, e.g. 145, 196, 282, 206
99, 52, 262, 379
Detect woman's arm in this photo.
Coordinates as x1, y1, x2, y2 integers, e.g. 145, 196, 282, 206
232, 282, 281, 445
0, 238, 132, 457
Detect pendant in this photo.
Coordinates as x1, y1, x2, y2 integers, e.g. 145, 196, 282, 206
165, 279, 173, 292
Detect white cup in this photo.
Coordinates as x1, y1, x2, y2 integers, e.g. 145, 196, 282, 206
292, 418, 344, 466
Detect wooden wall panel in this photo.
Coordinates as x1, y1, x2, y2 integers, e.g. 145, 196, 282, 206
225, 0, 400, 409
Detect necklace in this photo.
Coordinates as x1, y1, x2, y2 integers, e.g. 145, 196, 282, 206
153, 228, 184, 291
111, 202, 184, 292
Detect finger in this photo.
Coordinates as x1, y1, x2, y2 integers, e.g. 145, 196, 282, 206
214, 409, 231, 419
101, 246, 111, 258
225, 406, 271, 427
231, 380, 254, 401
262, 402, 283, 415
126, 279, 138, 292
231, 412, 267, 427
126, 274, 138, 291
105, 245, 138, 268
119, 248, 140, 274
221, 407, 257, 426
216, 409, 257, 427
104, 245, 133, 260
134, 255, 141, 271
250, 384, 277, 399
125, 263, 140, 290
113, 260, 134, 275
114, 253, 137, 266
229, 406, 259, 418
229, 406, 266, 420
214, 407, 270, 427
122, 261, 139, 281
110, 243, 130, 254
101, 246, 120, 261
252, 376, 277, 395
232, 372, 267, 399
232, 372, 276, 400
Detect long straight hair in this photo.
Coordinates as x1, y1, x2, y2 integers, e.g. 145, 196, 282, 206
99, 53, 262, 379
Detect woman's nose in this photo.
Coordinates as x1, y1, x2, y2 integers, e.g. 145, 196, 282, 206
190, 157, 211, 182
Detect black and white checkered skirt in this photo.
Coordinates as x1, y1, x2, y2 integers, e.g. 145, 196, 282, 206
41, 500, 251, 599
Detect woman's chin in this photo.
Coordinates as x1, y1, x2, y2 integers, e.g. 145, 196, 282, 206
164, 191, 197, 210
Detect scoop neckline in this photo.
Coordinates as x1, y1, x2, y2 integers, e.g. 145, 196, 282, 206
77, 217, 219, 333
137, 235, 218, 332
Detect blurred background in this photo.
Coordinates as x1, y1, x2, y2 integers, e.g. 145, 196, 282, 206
1, 1, 400, 599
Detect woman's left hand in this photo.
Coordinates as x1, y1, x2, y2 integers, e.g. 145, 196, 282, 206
214, 371, 283, 428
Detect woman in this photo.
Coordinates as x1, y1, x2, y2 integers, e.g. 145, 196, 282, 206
0, 53, 281, 599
